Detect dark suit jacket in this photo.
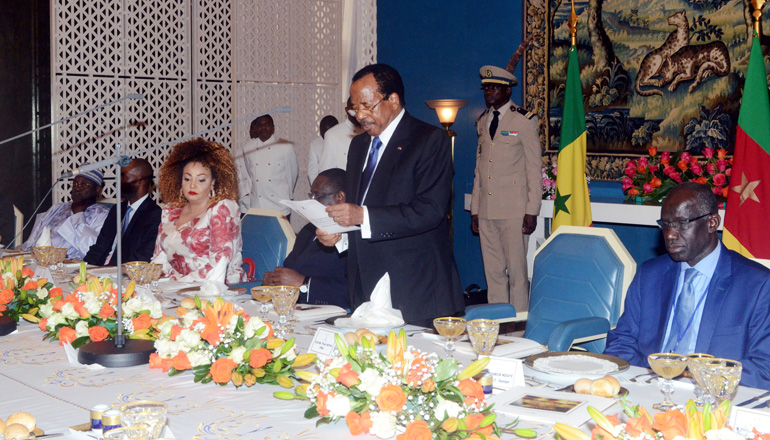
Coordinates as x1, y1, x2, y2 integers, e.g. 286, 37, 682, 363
346, 111, 464, 324
84, 197, 162, 266
283, 223, 348, 309
605, 243, 770, 388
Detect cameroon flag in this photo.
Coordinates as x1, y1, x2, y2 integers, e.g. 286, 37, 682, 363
552, 44, 592, 231
723, 33, 770, 259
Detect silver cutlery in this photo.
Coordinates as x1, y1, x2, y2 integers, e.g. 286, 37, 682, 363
737, 389, 770, 407
628, 371, 656, 382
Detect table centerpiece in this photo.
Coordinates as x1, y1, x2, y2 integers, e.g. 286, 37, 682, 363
0, 255, 57, 322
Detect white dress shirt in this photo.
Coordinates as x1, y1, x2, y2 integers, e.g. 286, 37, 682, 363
233, 135, 298, 215
307, 136, 324, 184
318, 119, 364, 173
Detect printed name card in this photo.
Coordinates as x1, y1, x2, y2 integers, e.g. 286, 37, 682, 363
308, 327, 344, 360
730, 406, 770, 433
484, 356, 525, 391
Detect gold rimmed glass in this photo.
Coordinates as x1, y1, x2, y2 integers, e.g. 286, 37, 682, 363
648, 353, 688, 410
147, 263, 163, 294
433, 317, 466, 359
51, 247, 68, 278
269, 286, 299, 337
32, 246, 55, 269
251, 286, 273, 321
118, 400, 167, 439
699, 358, 742, 404
467, 319, 500, 358
686, 353, 714, 405
123, 261, 148, 286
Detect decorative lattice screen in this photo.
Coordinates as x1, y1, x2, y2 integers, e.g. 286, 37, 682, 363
51, 0, 377, 215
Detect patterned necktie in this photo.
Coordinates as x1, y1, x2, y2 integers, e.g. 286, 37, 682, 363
358, 136, 382, 204
664, 268, 700, 353
489, 110, 500, 140
122, 206, 133, 234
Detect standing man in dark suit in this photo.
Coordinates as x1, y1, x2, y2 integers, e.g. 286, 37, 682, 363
605, 182, 770, 388
317, 63, 464, 326
84, 158, 162, 266
262, 168, 348, 309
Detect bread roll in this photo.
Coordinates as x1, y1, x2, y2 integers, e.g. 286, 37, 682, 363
3, 423, 30, 440
590, 378, 616, 397
602, 375, 621, 396
0, 418, 5, 432
355, 328, 369, 336
180, 297, 197, 309
344, 332, 359, 345
6, 412, 35, 431
574, 378, 593, 394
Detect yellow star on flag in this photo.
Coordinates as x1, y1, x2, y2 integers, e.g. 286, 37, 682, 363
731, 172, 761, 206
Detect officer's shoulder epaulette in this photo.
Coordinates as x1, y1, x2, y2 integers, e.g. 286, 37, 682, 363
512, 105, 535, 119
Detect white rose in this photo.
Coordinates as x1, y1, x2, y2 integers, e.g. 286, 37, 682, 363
369, 411, 397, 439
83, 297, 101, 315
177, 329, 202, 350
60, 302, 79, 320
153, 339, 179, 358
122, 297, 141, 316
39, 302, 54, 318
157, 319, 176, 337
46, 313, 66, 331
147, 300, 162, 319
182, 310, 202, 327
35, 287, 49, 300
230, 346, 247, 364
274, 346, 296, 362
434, 400, 462, 419
705, 429, 745, 440
358, 369, 387, 397
186, 350, 211, 368
326, 394, 352, 419
244, 317, 267, 339
227, 314, 240, 333
75, 320, 89, 338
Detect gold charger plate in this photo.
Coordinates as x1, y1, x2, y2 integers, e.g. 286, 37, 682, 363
524, 351, 630, 376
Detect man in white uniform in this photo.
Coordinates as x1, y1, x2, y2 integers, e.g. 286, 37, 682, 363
307, 115, 338, 184
318, 97, 363, 173
233, 115, 298, 216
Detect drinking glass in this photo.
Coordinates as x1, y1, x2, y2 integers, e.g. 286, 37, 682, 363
269, 286, 299, 337
251, 286, 272, 321
32, 246, 54, 272
103, 423, 151, 440
147, 263, 163, 294
433, 317, 466, 359
467, 319, 500, 358
119, 400, 167, 439
648, 353, 688, 410
123, 261, 148, 286
52, 247, 68, 278
700, 358, 742, 404
686, 353, 714, 405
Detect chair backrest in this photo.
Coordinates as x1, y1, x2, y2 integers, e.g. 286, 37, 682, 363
463, 303, 518, 323
240, 208, 295, 283
12, 205, 23, 246
524, 225, 636, 352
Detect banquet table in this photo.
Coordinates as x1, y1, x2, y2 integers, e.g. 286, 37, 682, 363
1, 277, 769, 440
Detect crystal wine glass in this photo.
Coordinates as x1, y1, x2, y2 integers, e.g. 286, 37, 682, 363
103, 423, 151, 440
433, 317, 466, 359
700, 358, 742, 404
147, 263, 163, 294
119, 400, 167, 439
251, 286, 273, 321
467, 319, 500, 359
52, 247, 68, 279
648, 353, 688, 410
122, 261, 148, 287
686, 353, 714, 406
269, 286, 299, 337
32, 246, 54, 273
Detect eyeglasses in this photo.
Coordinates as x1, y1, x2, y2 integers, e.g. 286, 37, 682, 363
656, 213, 714, 231
346, 95, 388, 117
308, 191, 335, 200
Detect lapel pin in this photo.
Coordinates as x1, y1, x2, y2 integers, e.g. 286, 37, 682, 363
397, 146, 402, 150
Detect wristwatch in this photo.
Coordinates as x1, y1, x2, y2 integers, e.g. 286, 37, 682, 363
299, 276, 310, 297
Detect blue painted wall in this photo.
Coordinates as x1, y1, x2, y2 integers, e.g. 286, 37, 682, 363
377, 2, 667, 288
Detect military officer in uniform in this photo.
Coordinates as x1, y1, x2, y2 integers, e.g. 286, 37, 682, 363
471, 65, 541, 312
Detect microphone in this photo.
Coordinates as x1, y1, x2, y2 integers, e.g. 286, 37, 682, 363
126, 94, 144, 100
61, 155, 133, 179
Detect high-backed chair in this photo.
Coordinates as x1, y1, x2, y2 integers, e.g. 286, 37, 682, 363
524, 225, 635, 353
12, 205, 23, 247
239, 209, 295, 286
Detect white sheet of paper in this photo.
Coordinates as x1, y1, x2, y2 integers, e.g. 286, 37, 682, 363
280, 199, 361, 233
731, 406, 770, 433
483, 355, 525, 391
307, 327, 344, 361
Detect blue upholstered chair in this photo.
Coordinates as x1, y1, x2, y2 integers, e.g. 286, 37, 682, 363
237, 209, 295, 289
523, 225, 636, 353
463, 303, 518, 322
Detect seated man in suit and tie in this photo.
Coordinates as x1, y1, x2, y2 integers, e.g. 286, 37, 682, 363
84, 158, 162, 266
262, 168, 348, 309
605, 182, 770, 388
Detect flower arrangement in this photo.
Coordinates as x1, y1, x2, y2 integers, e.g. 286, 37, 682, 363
150, 296, 316, 388
622, 147, 732, 204
0, 255, 58, 322
277, 330, 504, 440
34, 265, 162, 347
542, 155, 591, 200
554, 397, 768, 440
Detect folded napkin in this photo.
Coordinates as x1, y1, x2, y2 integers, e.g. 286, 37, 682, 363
36, 226, 52, 246
200, 257, 227, 297
63, 342, 105, 370
335, 273, 405, 328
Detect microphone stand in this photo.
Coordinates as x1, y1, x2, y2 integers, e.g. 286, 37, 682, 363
76, 106, 291, 367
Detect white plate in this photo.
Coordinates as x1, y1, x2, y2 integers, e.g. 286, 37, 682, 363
324, 315, 403, 334
525, 352, 629, 377
177, 286, 246, 298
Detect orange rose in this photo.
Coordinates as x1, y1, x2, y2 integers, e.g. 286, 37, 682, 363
591, 413, 620, 440
717, 148, 728, 159
249, 348, 273, 369
677, 160, 688, 171
628, 188, 639, 196
64, 293, 80, 303
88, 326, 110, 342
74, 302, 91, 318
22, 280, 38, 290
132, 314, 152, 331
209, 357, 237, 384
627, 410, 654, 437
464, 413, 484, 431
337, 362, 360, 388
0, 304, 6, 312
99, 303, 115, 319
49, 287, 63, 298
375, 384, 406, 412
169, 325, 182, 341
397, 420, 432, 440
316, 391, 331, 416
648, 146, 658, 157
149, 353, 173, 372
346, 411, 373, 436
458, 378, 485, 405
653, 409, 687, 440
38, 318, 48, 331
172, 351, 192, 371
405, 353, 428, 386
421, 379, 435, 393
651, 177, 662, 188
0, 288, 13, 305
21, 267, 34, 278
695, 176, 707, 185
58, 326, 77, 345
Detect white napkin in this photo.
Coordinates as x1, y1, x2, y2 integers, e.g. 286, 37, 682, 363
199, 258, 227, 297
36, 226, 52, 246
62, 342, 105, 370
335, 273, 405, 328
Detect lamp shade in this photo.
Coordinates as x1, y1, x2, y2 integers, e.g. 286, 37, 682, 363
425, 99, 468, 126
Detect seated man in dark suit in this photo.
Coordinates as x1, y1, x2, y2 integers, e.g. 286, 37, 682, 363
84, 158, 162, 266
262, 168, 348, 309
605, 182, 770, 388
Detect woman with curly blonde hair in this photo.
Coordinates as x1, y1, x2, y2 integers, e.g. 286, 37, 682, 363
151, 138, 244, 283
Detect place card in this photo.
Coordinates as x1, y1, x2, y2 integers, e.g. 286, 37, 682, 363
488, 386, 616, 426
730, 406, 770, 433
307, 327, 344, 361
483, 355, 525, 391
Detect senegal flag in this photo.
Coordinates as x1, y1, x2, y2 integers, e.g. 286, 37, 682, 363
552, 44, 592, 231
723, 33, 770, 259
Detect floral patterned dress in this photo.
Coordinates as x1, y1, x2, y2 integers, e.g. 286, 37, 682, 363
151, 199, 244, 284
